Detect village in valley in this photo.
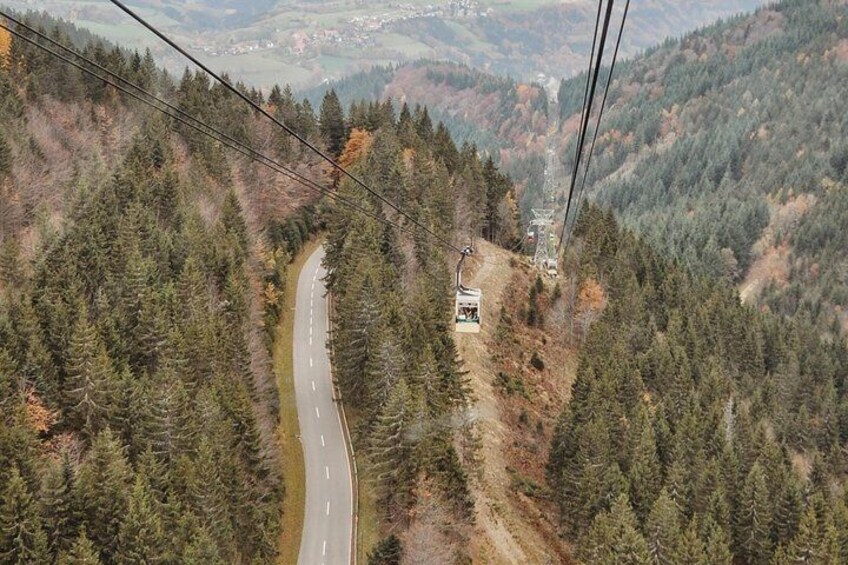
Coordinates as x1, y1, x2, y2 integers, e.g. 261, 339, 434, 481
201, 1, 489, 58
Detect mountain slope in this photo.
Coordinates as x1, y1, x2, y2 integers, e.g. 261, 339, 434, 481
557, 0, 848, 332
314, 1, 848, 333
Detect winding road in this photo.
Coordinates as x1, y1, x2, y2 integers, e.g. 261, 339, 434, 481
294, 246, 354, 565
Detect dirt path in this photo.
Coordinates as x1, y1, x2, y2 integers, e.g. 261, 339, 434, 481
456, 241, 552, 564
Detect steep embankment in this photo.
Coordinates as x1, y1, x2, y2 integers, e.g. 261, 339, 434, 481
457, 241, 576, 563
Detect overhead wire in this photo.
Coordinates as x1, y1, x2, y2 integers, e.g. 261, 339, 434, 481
569, 0, 604, 184
0, 14, 433, 244
106, 0, 464, 255
562, 0, 630, 253
557, 0, 616, 256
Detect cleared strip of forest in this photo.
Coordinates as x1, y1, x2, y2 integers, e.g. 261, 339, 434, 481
275, 237, 322, 564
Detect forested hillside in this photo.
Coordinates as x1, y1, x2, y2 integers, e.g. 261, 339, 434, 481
543, 204, 848, 564
320, 92, 521, 562
304, 61, 551, 211
0, 16, 301, 564
307, 1, 848, 335
555, 0, 848, 332
0, 13, 521, 563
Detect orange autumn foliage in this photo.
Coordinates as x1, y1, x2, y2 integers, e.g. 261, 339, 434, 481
577, 277, 606, 315
338, 128, 373, 169
26, 390, 57, 435
0, 25, 11, 68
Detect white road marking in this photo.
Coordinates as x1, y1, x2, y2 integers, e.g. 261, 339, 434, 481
326, 500, 330, 516
323, 540, 327, 556
310, 326, 313, 336
310, 357, 314, 368
311, 380, 315, 391
325, 466, 330, 480
315, 406, 320, 419
310, 315, 313, 325
309, 336, 313, 345
321, 434, 325, 447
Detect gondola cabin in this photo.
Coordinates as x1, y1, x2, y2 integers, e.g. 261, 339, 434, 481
454, 246, 482, 334
455, 287, 481, 333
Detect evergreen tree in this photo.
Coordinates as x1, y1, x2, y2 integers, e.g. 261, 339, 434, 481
735, 461, 774, 565
581, 494, 651, 565
368, 534, 402, 565
0, 126, 10, 179
41, 451, 77, 557
369, 378, 418, 516
65, 304, 116, 437
703, 518, 734, 565
645, 488, 683, 565
319, 89, 347, 157
628, 406, 662, 522
784, 504, 828, 564
0, 466, 49, 564
116, 475, 167, 564
672, 519, 708, 564
73, 429, 132, 562
58, 528, 102, 565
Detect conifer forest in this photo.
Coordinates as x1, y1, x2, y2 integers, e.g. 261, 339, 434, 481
1, 1, 848, 564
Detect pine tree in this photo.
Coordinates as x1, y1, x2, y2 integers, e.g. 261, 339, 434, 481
189, 437, 234, 557
735, 461, 774, 565
629, 406, 662, 522
673, 520, 708, 565
368, 534, 402, 565
703, 518, 734, 565
772, 471, 803, 546
65, 304, 116, 437
319, 89, 347, 157
646, 488, 683, 565
180, 522, 225, 565
0, 126, 11, 179
0, 466, 49, 564
116, 475, 167, 564
581, 494, 651, 565
57, 528, 102, 565
74, 428, 132, 562
785, 505, 822, 563
42, 450, 77, 557
369, 378, 418, 516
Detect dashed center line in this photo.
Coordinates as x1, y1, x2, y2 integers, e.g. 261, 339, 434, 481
311, 380, 315, 391
315, 406, 320, 419
323, 540, 327, 556
321, 434, 325, 447
325, 466, 330, 480
326, 500, 330, 516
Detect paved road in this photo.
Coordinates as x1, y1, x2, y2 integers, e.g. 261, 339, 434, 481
295, 246, 353, 565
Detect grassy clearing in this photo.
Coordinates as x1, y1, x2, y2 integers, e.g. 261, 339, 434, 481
344, 407, 381, 564
275, 237, 322, 565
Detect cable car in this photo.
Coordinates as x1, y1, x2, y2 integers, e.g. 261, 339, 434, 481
455, 246, 481, 334
544, 259, 558, 279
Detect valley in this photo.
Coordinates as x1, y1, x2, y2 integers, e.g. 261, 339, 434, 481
5, 0, 765, 88
1, 2, 848, 565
